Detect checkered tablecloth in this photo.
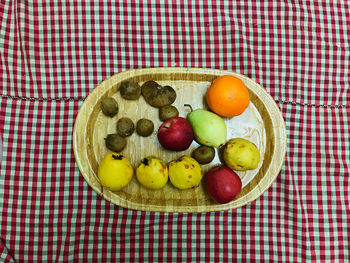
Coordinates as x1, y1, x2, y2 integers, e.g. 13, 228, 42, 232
1, 1, 350, 262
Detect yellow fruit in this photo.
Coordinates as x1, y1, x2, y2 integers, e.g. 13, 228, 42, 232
136, 156, 168, 190
97, 153, 134, 191
169, 156, 203, 189
223, 138, 260, 171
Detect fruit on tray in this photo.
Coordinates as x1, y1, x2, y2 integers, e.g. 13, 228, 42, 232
100, 97, 119, 117
105, 134, 127, 152
141, 80, 176, 107
159, 105, 179, 121
205, 165, 242, 204
97, 78, 262, 203
157, 117, 194, 151
191, 145, 215, 164
169, 156, 203, 189
136, 156, 169, 190
223, 138, 260, 171
116, 117, 135, 137
136, 118, 154, 137
206, 75, 250, 117
97, 153, 134, 191
119, 80, 141, 100
185, 105, 227, 147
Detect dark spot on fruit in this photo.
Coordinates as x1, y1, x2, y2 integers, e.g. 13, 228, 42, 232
152, 181, 154, 183
191, 164, 195, 168
184, 164, 189, 169
239, 145, 244, 149
112, 154, 123, 160
161, 163, 166, 169
188, 175, 192, 178
141, 158, 149, 165
237, 164, 243, 168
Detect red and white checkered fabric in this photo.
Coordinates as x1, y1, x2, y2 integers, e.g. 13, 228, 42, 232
1, 1, 350, 262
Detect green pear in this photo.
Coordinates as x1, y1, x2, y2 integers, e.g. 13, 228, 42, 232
185, 105, 227, 147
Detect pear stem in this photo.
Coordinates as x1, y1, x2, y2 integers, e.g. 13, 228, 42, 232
184, 104, 193, 112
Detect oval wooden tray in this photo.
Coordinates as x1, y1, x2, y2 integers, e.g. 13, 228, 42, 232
73, 67, 286, 213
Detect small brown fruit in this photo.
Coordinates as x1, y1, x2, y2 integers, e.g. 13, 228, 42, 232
101, 97, 118, 117
141, 80, 176, 108
105, 134, 126, 152
192, 146, 215, 164
119, 80, 141, 100
116, 118, 135, 137
136, 119, 154, 137
159, 105, 179, 121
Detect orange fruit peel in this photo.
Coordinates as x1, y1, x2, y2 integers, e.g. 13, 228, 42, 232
206, 75, 250, 117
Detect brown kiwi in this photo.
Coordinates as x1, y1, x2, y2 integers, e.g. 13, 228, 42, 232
141, 80, 176, 108
136, 119, 154, 137
116, 117, 135, 137
105, 134, 126, 152
119, 80, 141, 100
100, 97, 119, 117
159, 105, 179, 121
192, 146, 215, 164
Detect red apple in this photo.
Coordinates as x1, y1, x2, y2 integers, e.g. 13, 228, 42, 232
205, 165, 242, 204
157, 117, 194, 151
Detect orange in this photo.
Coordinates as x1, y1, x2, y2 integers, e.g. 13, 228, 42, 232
206, 75, 250, 117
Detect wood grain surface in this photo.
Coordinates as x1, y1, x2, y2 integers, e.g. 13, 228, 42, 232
73, 67, 286, 213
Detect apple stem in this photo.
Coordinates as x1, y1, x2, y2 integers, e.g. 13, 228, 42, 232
184, 104, 193, 112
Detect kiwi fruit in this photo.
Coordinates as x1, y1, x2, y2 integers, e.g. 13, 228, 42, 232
136, 119, 154, 137
119, 80, 141, 100
105, 134, 126, 152
141, 80, 176, 108
192, 146, 215, 164
159, 105, 179, 121
116, 118, 135, 137
101, 97, 119, 117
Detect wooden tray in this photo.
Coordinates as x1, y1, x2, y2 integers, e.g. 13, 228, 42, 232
73, 67, 286, 213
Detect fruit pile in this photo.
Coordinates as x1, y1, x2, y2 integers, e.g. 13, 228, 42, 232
97, 75, 261, 204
